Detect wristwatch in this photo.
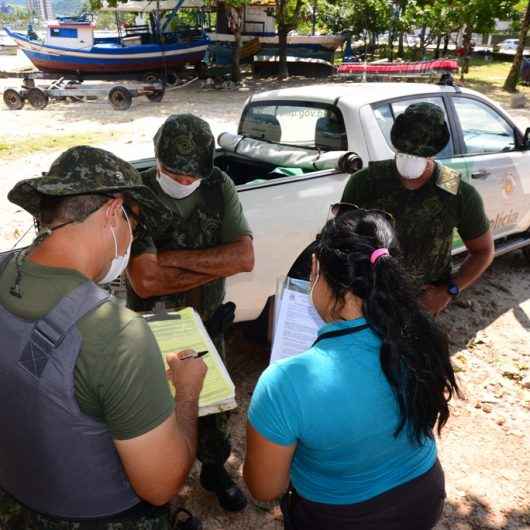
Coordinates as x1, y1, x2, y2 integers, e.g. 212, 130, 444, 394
447, 280, 460, 298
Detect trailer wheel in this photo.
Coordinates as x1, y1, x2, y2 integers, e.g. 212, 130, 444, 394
146, 88, 165, 103
166, 71, 179, 86
27, 88, 49, 110
3, 89, 24, 110
108, 86, 132, 111
143, 72, 160, 83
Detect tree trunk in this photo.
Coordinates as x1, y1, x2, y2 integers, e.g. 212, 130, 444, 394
461, 25, 472, 79
398, 32, 404, 57
419, 24, 427, 58
278, 23, 289, 78
226, 5, 243, 83
232, 26, 242, 83
311, 0, 317, 35
216, 1, 229, 33
504, 0, 530, 92
443, 34, 449, 55
434, 34, 442, 59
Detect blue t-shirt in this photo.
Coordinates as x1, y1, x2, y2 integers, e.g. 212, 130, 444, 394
248, 317, 436, 505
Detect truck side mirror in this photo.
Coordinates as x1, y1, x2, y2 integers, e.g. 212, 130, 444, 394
524, 127, 530, 149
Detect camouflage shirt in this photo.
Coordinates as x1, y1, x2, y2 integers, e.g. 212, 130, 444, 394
126, 167, 251, 320
341, 160, 490, 285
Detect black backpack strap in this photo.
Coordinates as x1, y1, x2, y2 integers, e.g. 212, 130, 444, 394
20, 282, 110, 378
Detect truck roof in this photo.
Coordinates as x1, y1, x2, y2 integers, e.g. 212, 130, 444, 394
250, 82, 477, 107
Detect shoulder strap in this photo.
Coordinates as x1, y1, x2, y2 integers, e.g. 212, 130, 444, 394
21, 282, 110, 377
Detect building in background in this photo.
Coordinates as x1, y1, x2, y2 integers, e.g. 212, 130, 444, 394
27, 0, 53, 20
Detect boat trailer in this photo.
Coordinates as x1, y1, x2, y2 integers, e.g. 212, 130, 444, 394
1, 71, 175, 111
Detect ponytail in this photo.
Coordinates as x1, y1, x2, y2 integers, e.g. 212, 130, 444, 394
317, 210, 460, 443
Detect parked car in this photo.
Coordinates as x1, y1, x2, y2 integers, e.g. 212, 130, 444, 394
133, 82, 530, 322
497, 38, 519, 50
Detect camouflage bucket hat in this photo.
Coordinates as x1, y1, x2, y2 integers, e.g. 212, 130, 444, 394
390, 102, 450, 157
154, 114, 214, 179
8, 145, 173, 233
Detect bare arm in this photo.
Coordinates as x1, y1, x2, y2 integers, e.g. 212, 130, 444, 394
420, 230, 494, 315
454, 229, 494, 290
114, 354, 206, 505
127, 252, 218, 299
158, 236, 254, 277
243, 423, 296, 502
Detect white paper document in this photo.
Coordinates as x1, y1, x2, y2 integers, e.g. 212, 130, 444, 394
270, 278, 324, 363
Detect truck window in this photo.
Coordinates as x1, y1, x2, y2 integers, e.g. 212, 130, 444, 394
373, 97, 454, 159
239, 103, 347, 151
452, 97, 515, 155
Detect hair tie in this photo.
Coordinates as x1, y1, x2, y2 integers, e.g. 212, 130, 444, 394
370, 248, 390, 266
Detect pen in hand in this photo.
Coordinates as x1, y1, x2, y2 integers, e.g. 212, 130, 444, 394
177, 349, 208, 360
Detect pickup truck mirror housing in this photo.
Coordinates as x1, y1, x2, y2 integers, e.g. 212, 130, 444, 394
338, 152, 363, 173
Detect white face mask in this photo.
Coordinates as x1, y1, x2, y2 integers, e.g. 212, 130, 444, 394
157, 167, 201, 199
395, 152, 428, 180
98, 207, 132, 285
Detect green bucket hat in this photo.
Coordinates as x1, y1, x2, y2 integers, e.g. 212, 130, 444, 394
8, 145, 172, 233
390, 102, 450, 157
154, 114, 214, 179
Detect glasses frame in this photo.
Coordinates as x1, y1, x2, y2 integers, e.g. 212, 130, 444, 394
327, 202, 395, 227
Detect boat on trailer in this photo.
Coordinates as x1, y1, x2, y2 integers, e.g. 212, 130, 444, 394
205, 0, 345, 73
5, 0, 208, 80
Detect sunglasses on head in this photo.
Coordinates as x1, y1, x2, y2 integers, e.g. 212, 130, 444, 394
327, 202, 395, 226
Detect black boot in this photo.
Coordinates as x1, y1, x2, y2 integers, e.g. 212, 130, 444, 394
199, 465, 248, 512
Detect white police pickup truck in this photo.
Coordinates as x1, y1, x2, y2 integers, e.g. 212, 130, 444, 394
136, 82, 530, 322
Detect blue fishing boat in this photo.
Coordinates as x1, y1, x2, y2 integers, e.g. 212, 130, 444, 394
5, 1, 208, 78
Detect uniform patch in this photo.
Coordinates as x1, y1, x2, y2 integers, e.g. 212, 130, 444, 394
436, 165, 460, 195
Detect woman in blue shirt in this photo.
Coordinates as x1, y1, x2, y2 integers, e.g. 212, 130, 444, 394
244, 208, 460, 530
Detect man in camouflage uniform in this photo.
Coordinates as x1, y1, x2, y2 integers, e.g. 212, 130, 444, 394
0, 146, 205, 530
341, 102, 494, 315
127, 114, 254, 512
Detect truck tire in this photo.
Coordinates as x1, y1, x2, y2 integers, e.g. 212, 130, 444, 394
3, 89, 24, 110
108, 86, 132, 111
27, 88, 49, 110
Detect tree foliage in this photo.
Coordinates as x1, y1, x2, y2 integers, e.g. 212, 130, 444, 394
0, 6, 30, 28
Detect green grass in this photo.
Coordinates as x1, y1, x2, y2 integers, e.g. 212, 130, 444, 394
462, 58, 530, 107
0, 131, 116, 160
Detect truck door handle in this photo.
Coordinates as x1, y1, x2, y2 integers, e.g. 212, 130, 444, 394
471, 169, 490, 179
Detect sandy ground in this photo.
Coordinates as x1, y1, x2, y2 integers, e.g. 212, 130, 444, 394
1, 51, 529, 529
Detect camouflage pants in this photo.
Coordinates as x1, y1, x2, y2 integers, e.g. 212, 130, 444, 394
196, 332, 231, 467
0, 490, 171, 530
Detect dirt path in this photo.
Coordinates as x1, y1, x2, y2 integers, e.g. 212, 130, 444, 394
183, 252, 530, 530
1, 52, 529, 529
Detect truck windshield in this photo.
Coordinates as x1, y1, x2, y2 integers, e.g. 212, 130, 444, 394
239, 102, 347, 151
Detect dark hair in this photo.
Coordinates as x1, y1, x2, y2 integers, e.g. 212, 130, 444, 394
315, 210, 460, 443
38, 194, 110, 227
